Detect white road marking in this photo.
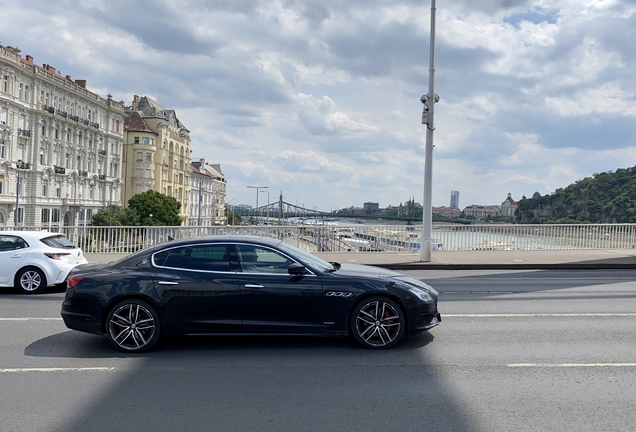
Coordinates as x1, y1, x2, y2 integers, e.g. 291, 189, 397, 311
0, 318, 63, 321
508, 363, 636, 368
0, 367, 115, 373
444, 313, 636, 317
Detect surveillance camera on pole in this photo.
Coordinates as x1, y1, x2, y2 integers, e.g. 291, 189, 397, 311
420, 93, 440, 126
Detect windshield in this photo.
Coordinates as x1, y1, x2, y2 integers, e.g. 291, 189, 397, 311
277, 241, 335, 273
40, 235, 76, 249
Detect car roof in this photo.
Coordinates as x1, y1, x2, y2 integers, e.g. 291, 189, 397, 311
164, 235, 282, 248
0, 230, 65, 241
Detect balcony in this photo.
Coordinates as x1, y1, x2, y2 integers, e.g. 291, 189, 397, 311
42, 105, 55, 114
69, 114, 79, 122
98, 149, 106, 156
18, 129, 31, 137
55, 109, 68, 118
79, 170, 88, 178
16, 161, 30, 169
98, 174, 106, 181
54, 166, 66, 174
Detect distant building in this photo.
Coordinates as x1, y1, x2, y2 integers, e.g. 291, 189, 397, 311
463, 205, 501, 220
432, 205, 461, 218
188, 158, 226, 226
0, 44, 125, 227
123, 95, 192, 223
363, 202, 379, 214
450, 190, 459, 208
501, 193, 518, 218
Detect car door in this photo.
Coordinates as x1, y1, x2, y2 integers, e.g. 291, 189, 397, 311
0, 235, 28, 284
152, 243, 241, 332
234, 243, 325, 334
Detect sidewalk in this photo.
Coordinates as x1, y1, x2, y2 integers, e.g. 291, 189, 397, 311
84, 249, 636, 270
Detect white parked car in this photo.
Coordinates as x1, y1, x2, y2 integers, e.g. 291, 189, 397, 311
0, 231, 88, 294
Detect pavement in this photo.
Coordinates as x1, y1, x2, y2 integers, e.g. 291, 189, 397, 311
84, 248, 636, 270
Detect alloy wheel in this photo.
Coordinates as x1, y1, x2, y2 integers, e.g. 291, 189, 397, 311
108, 303, 157, 351
355, 300, 403, 348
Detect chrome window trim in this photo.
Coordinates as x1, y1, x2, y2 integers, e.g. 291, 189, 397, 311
150, 241, 317, 277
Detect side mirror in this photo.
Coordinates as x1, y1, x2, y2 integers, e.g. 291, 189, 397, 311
288, 263, 308, 275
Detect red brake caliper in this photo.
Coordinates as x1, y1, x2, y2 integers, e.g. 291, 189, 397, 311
384, 310, 393, 334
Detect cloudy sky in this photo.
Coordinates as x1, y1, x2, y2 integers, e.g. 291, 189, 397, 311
4, 0, 636, 210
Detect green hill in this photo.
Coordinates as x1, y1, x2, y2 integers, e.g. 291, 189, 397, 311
515, 167, 636, 224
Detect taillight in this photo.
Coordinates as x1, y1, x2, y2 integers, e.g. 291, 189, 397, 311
44, 252, 71, 260
67, 276, 83, 288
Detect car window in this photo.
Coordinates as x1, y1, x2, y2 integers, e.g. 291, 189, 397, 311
236, 245, 293, 274
0, 235, 28, 252
40, 235, 76, 249
153, 245, 231, 272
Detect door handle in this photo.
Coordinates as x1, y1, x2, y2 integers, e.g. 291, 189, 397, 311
11, 255, 23, 258
157, 281, 179, 285
244, 284, 264, 289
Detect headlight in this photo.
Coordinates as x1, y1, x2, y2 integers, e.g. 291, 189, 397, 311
407, 287, 433, 302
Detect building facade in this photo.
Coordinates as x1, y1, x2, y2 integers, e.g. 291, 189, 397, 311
123, 96, 191, 223
0, 45, 125, 227
188, 158, 227, 226
462, 205, 501, 220
501, 193, 518, 218
450, 190, 459, 208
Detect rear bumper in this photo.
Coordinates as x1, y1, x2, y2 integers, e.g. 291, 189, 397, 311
61, 308, 102, 335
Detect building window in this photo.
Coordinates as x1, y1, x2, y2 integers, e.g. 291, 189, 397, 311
42, 181, 48, 197
56, 182, 61, 198
89, 186, 94, 200
135, 185, 141, 194
39, 149, 45, 165
134, 137, 140, 144
19, 114, 25, 129
2, 75, 8, 93
0, 140, 4, 159
66, 128, 71, 142
19, 83, 23, 100
23, 85, 29, 102
65, 154, 71, 169
145, 152, 152, 162
17, 144, 25, 161
16, 208, 24, 225
145, 169, 151, 178
41, 120, 47, 136
0, 107, 7, 125
143, 137, 150, 144
135, 169, 142, 177
52, 209, 60, 223
0, 174, 4, 194
41, 209, 50, 224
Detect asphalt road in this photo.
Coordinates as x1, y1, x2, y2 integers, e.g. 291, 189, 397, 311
0, 269, 635, 432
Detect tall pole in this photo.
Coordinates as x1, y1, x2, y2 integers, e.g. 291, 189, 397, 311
197, 179, 202, 226
420, 0, 437, 262
260, 190, 270, 225
14, 170, 20, 226
247, 185, 267, 225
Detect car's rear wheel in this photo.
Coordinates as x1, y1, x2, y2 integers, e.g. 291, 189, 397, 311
15, 268, 47, 294
350, 296, 405, 349
105, 299, 161, 353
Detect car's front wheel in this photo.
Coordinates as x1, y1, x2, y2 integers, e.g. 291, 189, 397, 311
350, 296, 405, 349
15, 267, 47, 294
105, 299, 161, 353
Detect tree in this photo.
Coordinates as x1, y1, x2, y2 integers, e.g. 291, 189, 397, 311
128, 190, 182, 226
226, 207, 242, 225
92, 205, 140, 226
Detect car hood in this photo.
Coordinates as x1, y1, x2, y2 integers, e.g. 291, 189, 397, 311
328, 263, 402, 278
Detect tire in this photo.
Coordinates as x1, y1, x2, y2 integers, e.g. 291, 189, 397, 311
105, 299, 161, 353
15, 267, 47, 294
350, 296, 405, 349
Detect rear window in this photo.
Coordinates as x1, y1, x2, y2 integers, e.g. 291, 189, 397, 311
40, 235, 76, 249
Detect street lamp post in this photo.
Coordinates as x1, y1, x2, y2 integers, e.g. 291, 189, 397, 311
260, 190, 270, 225
420, 0, 438, 262
247, 185, 268, 225
14, 169, 21, 227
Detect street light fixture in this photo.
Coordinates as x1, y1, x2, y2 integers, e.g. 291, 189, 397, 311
247, 185, 268, 225
420, 0, 439, 262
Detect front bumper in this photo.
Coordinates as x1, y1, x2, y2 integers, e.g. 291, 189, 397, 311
407, 301, 441, 334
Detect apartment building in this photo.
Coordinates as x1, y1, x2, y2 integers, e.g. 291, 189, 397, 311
0, 44, 125, 227
188, 158, 227, 226
123, 96, 191, 222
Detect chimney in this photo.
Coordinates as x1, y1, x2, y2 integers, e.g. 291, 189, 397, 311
133, 95, 140, 109
25, 55, 34, 64
75, 79, 87, 89
43, 64, 56, 74
66, 75, 72, 81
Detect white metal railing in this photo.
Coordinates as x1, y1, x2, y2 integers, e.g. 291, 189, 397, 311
2, 224, 636, 253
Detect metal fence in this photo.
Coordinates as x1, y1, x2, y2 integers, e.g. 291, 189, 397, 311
3, 224, 636, 253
